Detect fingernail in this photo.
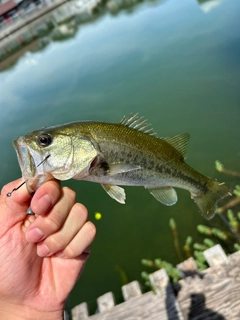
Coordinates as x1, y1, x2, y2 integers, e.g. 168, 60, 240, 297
37, 243, 51, 257
26, 228, 44, 242
35, 194, 52, 214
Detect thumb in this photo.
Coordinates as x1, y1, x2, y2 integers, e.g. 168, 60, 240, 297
0, 178, 32, 225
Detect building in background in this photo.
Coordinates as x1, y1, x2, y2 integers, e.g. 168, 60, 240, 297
0, 0, 44, 30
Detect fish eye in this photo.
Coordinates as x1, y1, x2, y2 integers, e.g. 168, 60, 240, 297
37, 134, 52, 147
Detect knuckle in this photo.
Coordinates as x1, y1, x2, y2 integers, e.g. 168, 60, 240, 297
61, 222, 96, 258
64, 245, 78, 258
74, 203, 88, 221
46, 233, 66, 252
63, 187, 76, 202
44, 213, 62, 233
83, 221, 97, 241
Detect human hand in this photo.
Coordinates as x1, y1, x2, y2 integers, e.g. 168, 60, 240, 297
0, 178, 96, 320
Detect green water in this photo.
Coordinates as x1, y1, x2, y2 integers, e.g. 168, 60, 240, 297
0, 0, 239, 314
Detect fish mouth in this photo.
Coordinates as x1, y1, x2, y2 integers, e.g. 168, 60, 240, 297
13, 137, 37, 178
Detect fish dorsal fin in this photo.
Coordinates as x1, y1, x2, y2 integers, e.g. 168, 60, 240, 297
120, 113, 156, 136
163, 133, 190, 158
147, 186, 178, 206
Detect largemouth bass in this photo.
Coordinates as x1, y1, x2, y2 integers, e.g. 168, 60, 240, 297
13, 114, 230, 219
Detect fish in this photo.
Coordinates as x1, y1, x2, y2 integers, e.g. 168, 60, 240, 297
13, 114, 231, 219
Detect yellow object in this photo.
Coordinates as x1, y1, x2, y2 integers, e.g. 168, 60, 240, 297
95, 212, 102, 220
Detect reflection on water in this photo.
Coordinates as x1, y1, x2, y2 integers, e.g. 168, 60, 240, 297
197, 0, 225, 13
0, 0, 225, 70
0, 0, 96, 69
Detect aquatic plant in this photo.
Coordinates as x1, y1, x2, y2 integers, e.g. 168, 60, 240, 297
141, 161, 240, 285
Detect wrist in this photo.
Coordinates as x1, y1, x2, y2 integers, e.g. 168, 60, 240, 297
0, 301, 63, 320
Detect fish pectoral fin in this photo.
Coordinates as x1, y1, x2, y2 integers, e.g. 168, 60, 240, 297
147, 186, 178, 206
102, 184, 126, 204
107, 164, 141, 176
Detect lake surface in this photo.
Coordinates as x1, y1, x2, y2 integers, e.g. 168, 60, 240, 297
0, 0, 239, 314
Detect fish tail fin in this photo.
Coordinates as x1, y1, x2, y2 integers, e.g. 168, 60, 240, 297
192, 180, 231, 220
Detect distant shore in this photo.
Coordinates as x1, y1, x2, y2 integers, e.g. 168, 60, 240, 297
0, 0, 68, 41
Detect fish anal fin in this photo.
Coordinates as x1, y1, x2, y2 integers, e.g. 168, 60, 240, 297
163, 133, 190, 158
102, 184, 126, 204
120, 113, 156, 136
147, 186, 178, 206
108, 164, 141, 176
